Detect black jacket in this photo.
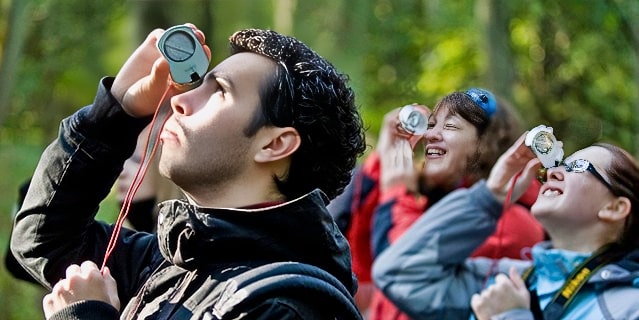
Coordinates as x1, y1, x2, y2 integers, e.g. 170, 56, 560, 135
11, 78, 359, 319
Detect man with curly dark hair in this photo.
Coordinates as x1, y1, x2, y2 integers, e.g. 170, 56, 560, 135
11, 24, 366, 319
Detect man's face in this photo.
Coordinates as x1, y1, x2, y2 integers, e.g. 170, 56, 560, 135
159, 52, 277, 198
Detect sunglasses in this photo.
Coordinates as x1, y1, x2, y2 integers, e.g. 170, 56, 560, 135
537, 159, 615, 193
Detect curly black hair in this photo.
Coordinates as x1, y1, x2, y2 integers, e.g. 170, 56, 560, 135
229, 29, 366, 200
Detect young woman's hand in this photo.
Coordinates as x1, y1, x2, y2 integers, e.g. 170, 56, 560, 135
486, 132, 541, 204
471, 267, 530, 320
378, 108, 418, 192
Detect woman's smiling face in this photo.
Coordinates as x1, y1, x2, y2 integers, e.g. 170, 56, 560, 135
532, 146, 616, 229
422, 104, 480, 189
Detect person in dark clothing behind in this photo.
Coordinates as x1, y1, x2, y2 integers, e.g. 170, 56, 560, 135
11, 24, 366, 319
6, 131, 179, 285
5, 179, 39, 284
115, 125, 184, 233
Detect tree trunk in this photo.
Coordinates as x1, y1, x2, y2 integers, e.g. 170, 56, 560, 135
476, 0, 515, 102
607, 0, 639, 156
273, 0, 296, 35
0, 0, 32, 129
129, 0, 214, 44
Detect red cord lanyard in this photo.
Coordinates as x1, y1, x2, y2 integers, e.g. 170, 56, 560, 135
521, 243, 625, 320
100, 86, 174, 272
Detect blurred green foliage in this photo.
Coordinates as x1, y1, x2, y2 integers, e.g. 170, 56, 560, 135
1, 0, 638, 318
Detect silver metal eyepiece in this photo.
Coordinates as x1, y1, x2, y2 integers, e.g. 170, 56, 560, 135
525, 125, 564, 168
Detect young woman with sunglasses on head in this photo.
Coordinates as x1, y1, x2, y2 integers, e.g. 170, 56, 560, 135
372, 133, 639, 320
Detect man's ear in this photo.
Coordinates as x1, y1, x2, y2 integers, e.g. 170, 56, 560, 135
598, 196, 631, 222
254, 127, 301, 163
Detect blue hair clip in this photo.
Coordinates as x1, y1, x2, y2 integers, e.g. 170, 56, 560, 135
465, 88, 497, 117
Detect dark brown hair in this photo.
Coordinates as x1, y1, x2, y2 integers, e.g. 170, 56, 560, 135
430, 91, 522, 181
594, 142, 639, 249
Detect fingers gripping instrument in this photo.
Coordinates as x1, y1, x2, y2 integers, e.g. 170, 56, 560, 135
398, 104, 428, 136
157, 25, 210, 87
525, 125, 564, 169
525, 125, 564, 184
397, 104, 429, 149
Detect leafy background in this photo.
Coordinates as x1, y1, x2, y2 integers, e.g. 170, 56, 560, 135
1, 0, 638, 318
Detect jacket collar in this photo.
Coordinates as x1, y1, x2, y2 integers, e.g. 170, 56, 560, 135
155, 189, 357, 293
532, 242, 639, 285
